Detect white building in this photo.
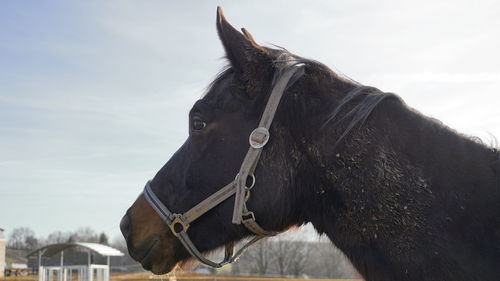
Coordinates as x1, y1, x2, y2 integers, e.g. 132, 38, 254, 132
0, 228, 6, 278
28, 243, 123, 281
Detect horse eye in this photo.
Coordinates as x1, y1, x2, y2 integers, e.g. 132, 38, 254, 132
192, 118, 206, 131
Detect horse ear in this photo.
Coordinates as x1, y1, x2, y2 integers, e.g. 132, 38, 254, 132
216, 7, 269, 73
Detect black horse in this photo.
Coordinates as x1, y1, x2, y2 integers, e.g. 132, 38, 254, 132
120, 7, 500, 281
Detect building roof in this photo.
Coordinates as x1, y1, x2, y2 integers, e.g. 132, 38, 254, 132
8, 263, 28, 269
27, 242, 124, 257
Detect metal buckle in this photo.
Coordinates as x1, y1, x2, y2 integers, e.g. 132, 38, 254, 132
249, 127, 270, 149
244, 189, 251, 201
241, 211, 256, 222
169, 214, 189, 236
235, 173, 256, 190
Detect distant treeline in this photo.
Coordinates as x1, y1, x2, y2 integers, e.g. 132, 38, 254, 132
5, 226, 360, 279
6, 226, 114, 250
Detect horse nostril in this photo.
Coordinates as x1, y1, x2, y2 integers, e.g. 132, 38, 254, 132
120, 213, 132, 241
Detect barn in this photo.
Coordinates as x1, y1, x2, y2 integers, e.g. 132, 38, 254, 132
28, 243, 123, 281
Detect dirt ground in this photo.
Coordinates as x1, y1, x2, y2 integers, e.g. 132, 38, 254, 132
2, 272, 362, 281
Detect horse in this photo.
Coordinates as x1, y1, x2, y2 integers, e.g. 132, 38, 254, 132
120, 7, 500, 281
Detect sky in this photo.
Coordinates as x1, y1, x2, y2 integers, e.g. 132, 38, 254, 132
1, 0, 499, 241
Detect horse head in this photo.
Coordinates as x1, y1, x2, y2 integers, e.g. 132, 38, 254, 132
119, 7, 326, 274
120, 7, 500, 281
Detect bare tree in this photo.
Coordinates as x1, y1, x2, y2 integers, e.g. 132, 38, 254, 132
270, 238, 312, 277
305, 241, 360, 279
47, 231, 71, 244
73, 227, 98, 242
246, 239, 273, 275
25, 235, 39, 249
287, 241, 312, 277
46, 227, 106, 244
271, 238, 292, 276
7, 227, 37, 249
319, 244, 346, 278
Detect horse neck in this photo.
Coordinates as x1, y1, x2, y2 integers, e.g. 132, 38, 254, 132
298, 97, 500, 280
383, 100, 499, 190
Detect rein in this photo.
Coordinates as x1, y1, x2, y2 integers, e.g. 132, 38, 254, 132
142, 56, 305, 268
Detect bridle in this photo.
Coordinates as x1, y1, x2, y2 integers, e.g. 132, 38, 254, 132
142, 55, 305, 268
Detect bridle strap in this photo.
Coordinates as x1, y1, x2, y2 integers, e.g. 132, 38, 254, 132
142, 56, 305, 268
183, 181, 237, 224
232, 60, 305, 224
143, 181, 265, 268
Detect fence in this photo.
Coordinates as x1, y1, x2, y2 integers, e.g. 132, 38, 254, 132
38, 265, 109, 281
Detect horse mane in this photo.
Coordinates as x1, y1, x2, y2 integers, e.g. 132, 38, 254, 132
205, 49, 497, 156
295, 55, 498, 155
270, 55, 402, 153
321, 85, 399, 146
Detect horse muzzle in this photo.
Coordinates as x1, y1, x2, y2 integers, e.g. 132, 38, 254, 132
120, 197, 183, 274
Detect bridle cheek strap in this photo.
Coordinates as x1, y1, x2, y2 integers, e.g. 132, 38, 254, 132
232, 60, 305, 225
142, 56, 305, 268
